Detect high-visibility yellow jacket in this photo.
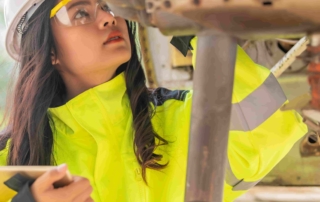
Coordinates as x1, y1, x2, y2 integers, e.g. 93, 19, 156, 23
0, 37, 307, 202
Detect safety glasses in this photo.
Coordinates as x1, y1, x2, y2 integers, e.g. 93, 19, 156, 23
50, 0, 115, 27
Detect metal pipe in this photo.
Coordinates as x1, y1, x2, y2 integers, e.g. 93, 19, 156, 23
302, 33, 320, 120
185, 35, 237, 202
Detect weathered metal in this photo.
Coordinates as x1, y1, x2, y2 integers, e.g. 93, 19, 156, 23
185, 35, 237, 202
300, 131, 320, 157
307, 34, 320, 110
105, 0, 320, 39
138, 24, 159, 88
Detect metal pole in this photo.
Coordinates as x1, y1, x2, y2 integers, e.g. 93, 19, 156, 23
185, 35, 237, 202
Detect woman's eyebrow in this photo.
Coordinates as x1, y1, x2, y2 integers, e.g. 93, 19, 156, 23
67, 0, 92, 10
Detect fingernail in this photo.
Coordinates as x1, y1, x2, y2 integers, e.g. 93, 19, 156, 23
57, 164, 67, 172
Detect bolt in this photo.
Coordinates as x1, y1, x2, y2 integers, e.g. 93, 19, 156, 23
164, 1, 171, 8
308, 133, 318, 144
193, 0, 200, 5
262, 1, 273, 6
147, 2, 153, 9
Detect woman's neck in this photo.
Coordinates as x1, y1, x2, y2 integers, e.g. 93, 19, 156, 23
60, 69, 117, 102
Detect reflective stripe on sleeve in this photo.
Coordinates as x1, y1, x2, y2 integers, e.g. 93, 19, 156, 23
225, 160, 262, 191
229, 73, 286, 132
226, 73, 285, 191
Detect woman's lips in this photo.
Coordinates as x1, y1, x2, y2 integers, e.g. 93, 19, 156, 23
103, 36, 124, 45
104, 30, 124, 45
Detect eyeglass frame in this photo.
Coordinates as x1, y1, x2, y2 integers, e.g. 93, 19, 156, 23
50, 0, 115, 26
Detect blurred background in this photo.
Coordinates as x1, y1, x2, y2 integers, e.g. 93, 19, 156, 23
0, 0, 15, 119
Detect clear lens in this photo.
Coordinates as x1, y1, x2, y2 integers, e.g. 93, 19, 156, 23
54, 0, 113, 26
98, 0, 112, 11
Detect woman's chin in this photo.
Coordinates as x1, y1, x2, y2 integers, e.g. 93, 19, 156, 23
105, 50, 131, 63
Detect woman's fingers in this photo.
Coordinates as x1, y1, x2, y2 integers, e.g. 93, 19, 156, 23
60, 176, 93, 200
30, 164, 94, 202
32, 164, 68, 192
70, 183, 93, 202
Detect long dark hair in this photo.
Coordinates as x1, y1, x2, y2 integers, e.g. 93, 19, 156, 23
0, 0, 168, 182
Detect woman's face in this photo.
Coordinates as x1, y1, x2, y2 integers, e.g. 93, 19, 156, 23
51, 0, 131, 77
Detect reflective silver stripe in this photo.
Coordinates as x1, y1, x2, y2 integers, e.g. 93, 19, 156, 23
233, 180, 261, 191
229, 73, 286, 132
225, 160, 262, 191
226, 73, 283, 190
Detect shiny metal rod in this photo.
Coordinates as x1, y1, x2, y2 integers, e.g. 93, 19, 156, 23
185, 35, 237, 202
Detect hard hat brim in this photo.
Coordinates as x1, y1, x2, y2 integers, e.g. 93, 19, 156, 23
5, 1, 43, 61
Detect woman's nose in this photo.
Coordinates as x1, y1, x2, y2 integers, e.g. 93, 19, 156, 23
97, 6, 117, 29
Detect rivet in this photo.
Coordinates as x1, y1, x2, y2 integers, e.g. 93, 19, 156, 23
164, 1, 171, 8
193, 0, 200, 5
147, 2, 153, 9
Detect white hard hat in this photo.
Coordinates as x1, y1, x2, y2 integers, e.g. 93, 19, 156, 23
4, 0, 45, 61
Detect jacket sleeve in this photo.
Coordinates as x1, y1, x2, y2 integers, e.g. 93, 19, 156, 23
189, 37, 308, 202
11, 183, 36, 202
0, 141, 36, 202
0, 142, 14, 202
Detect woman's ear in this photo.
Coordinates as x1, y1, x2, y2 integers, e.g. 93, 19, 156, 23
51, 50, 60, 65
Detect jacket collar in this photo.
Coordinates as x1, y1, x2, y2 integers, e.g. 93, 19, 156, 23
48, 72, 130, 135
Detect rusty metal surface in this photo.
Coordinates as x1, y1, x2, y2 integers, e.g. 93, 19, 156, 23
306, 34, 320, 111
138, 24, 159, 88
300, 131, 320, 157
149, 0, 320, 38
185, 35, 237, 202
102, 0, 145, 9
105, 0, 320, 39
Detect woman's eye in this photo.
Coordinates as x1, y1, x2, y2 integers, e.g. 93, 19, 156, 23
74, 9, 90, 19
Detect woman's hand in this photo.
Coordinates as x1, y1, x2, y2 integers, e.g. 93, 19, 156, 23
30, 164, 93, 202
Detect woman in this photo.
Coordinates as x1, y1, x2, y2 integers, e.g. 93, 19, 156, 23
0, 0, 307, 201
